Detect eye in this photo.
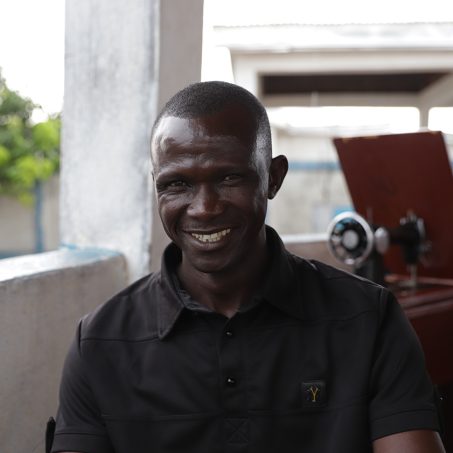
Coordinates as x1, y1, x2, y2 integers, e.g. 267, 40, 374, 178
156, 179, 189, 193
167, 180, 188, 187
223, 174, 242, 183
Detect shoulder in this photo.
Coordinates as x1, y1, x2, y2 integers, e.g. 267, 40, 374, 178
288, 252, 390, 320
79, 271, 161, 341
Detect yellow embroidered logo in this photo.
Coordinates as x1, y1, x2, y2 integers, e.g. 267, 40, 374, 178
302, 380, 327, 407
308, 385, 320, 402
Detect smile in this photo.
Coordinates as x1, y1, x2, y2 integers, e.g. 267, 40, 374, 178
191, 229, 231, 243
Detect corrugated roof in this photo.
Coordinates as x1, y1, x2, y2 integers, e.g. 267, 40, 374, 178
205, 0, 453, 27
213, 22, 453, 51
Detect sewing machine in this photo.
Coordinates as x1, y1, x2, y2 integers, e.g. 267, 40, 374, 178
327, 209, 426, 287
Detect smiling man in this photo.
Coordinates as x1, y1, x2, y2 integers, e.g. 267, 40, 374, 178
151, 99, 285, 318
51, 82, 445, 453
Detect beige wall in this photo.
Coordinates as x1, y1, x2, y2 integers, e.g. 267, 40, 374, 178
0, 250, 127, 453
0, 176, 59, 256
267, 130, 351, 235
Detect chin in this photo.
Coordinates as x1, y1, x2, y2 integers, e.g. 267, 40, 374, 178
187, 256, 236, 275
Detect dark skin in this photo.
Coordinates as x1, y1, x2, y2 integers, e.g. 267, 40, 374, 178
61, 104, 445, 453
373, 430, 445, 452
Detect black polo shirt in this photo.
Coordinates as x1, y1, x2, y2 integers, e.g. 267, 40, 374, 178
52, 227, 439, 453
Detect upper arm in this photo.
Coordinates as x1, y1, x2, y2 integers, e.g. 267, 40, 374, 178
51, 322, 114, 453
373, 430, 445, 453
368, 291, 441, 440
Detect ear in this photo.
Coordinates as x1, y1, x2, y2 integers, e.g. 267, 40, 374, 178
267, 155, 288, 199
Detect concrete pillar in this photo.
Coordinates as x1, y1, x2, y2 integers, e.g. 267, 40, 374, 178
62, 0, 204, 281
419, 105, 430, 129
151, 0, 204, 271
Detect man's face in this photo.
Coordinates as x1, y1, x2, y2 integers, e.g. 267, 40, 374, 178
152, 105, 274, 275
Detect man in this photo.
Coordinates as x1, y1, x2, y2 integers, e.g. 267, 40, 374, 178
51, 81, 445, 453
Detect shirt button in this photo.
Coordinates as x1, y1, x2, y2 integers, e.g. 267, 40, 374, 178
225, 330, 233, 338
226, 377, 236, 386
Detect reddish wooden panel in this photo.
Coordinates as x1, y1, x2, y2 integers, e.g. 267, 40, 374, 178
334, 132, 453, 447
396, 283, 453, 386
334, 131, 453, 279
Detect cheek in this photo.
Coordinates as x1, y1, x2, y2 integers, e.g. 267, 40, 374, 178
157, 197, 185, 230
251, 189, 270, 224
231, 189, 267, 220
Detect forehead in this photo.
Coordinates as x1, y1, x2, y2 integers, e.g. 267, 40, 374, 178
151, 106, 257, 163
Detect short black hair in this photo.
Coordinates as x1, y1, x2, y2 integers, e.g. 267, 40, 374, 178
151, 81, 272, 159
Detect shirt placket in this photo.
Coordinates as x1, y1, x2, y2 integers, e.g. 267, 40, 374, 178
217, 315, 250, 453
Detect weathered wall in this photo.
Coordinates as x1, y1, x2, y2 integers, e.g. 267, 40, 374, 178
61, 0, 204, 280
267, 130, 351, 235
0, 249, 127, 453
283, 234, 352, 271
61, 0, 159, 282
268, 168, 351, 235
150, 0, 205, 271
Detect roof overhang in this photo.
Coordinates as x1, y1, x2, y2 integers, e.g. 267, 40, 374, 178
213, 23, 453, 108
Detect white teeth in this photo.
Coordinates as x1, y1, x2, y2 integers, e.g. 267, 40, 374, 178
192, 229, 231, 243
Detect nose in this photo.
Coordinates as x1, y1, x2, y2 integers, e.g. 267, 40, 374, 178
187, 184, 223, 220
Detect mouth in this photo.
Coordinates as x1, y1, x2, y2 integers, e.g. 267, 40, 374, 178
191, 228, 231, 243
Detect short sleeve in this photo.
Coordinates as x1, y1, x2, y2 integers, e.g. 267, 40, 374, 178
368, 289, 441, 440
51, 321, 114, 453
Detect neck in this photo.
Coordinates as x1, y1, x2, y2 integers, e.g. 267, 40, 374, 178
177, 235, 269, 318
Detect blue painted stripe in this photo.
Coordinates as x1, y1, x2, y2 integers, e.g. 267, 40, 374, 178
0, 246, 122, 261
59, 244, 123, 258
0, 251, 29, 259
34, 181, 44, 253
288, 161, 340, 171
333, 206, 354, 216
288, 159, 453, 171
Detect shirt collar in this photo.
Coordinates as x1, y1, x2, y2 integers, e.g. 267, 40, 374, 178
257, 226, 322, 320
156, 226, 323, 339
156, 243, 186, 339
